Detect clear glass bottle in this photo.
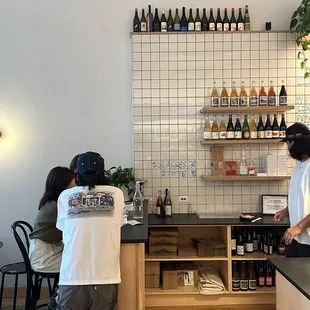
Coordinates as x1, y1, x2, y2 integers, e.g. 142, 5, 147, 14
240, 149, 248, 176
133, 181, 144, 221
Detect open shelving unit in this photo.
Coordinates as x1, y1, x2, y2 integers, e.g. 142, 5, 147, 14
201, 139, 282, 145
145, 255, 228, 261
201, 175, 291, 181
200, 105, 295, 114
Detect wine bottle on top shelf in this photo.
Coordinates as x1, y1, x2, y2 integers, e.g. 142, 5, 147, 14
188, 8, 195, 31
211, 116, 219, 140
259, 81, 268, 106
237, 8, 244, 31
216, 8, 223, 31
257, 114, 265, 139
209, 8, 216, 31
174, 8, 181, 31
211, 81, 220, 107
237, 229, 245, 255
204, 116, 212, 140
268, 80, 276, 106
230, 81, 239, 106
250, 81, 258, 106
279, 80, 288, 105
201, 8, 208, 31
160, 10, 167, 32
223, 8, 230, 31
230, 8, 237, 31
239, 81, 248, 106
167, 9, 174, 31
265, 114, 273, 139
227, 115, 235, 140
181, 7, 188, 31
133, 9, 140, 32
235, 117, 242, 140
231, 227, 237, 256
280, 114, 287, 139
147, 5, 154, 32
246, 229, 254, 253
242, 115, 250, 140
140, 9, 147, 32
219, 116, 227, 140
250, 116, 257, 139
153, 9, 161, 32
221, 81, 229, 107
272, 114, 280, 139
253, 228, 258, 251
244, 5, 251, 31
195, 8, 202, 31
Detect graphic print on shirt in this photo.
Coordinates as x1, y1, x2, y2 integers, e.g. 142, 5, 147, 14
67, 192, 115, 216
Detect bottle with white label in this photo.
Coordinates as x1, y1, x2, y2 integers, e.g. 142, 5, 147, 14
279, 80, 288, 105
240, 149, 248, 175
250, 80, 258, 106
234, 117, 242, 140
219, 116, 227, 140
164, 188, 172, 217
204, 117, 212, 140
239, 81, 248, 106
211, 116, 219, 140
237, 8, 244, 31
221, 81, 229, 107
250, 116, 257, 139
160, 10, 167, 32
209, 8, 216, 31
211, 81, 220, 107
227, 115, 235, 140
259, 81, 268, 106
248, 159, 256, 176
223, 8, 230, 31
279, 114, 287, 139
216, 8, 223, 31
195, 8, 201, 31
188, 8, 195, 31
230, 8, 237, 31
230, 81, 239, 106
246, 229, 254, 253
264, 114, 273, 139
237, 230, 245, 256
140, 9, 147, 32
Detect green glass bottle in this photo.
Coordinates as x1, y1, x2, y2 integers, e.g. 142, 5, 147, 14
242, 115, 250, 140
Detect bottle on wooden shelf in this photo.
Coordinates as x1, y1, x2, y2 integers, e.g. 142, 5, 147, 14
221, 81, 229, 107
259, 81, 268, 106
181, 7, 188, 31
219, 116, 227, 140
227, 115, 235, 140
245, 228, 254, 253
239, 81, 248, 106
230, 81, 239, 106
279, 80, 288, 106
160, 10, 167, 32
268, 80, 276, 106
234, 116, 242, 140
141, 9, 147, 32
173, 8, 181, 31
232, 261, 240, 291
195, 8, 202, 31
265, 114, 273, 139
240, 261, 249, 291
240, 150, 248, 176
216, 8, 223, 31
204, 116, 212, 140
250, 116, 257, 139
250, 80, 258, 106
201, 8, 208, 31
147, 5, 154, 32
244, 5, 251, 31
223, 8, 230, 31
237, 8, 244, 31
188, 8, 195, 31
242, 115, 250, 140
257, 114, 265, 139
280, 114, 287, 139
167, 9, 174, 31
249, 261, 257, 291
211, 116, 219, 140
209, 8, 216, 31
237, 228, 245, 256
153, 8, 161, 32
211, 81, 220, 107
230, 8, 237, 31
231, 227, 237, 256
133, 8, 140, 32
258, 261, 266, 287
272, 114, 280, 139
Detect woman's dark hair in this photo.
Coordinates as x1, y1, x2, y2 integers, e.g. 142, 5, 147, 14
70, 154, 79, 171
76, 171, 109, 190
289, 137, 310, 161
39, 167, 75, 210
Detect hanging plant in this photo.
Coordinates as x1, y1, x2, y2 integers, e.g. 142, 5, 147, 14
290, 0, 310, 78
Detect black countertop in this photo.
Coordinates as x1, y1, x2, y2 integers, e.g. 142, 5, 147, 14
148, 213, 290, 226
268, 258, 310, 300
121, 200, 148, 244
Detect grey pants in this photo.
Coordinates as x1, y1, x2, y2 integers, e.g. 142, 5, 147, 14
57, 284, 119, 310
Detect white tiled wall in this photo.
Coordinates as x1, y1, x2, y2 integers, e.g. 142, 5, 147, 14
132, 31, 310, 215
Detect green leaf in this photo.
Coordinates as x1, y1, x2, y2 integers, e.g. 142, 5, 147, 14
290, 18, 299, 30
298, 51, 302, 59
301, 61, 305, 69
304, 71, 310, 79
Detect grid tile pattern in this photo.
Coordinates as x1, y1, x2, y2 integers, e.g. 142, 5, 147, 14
132, 31, 310, 215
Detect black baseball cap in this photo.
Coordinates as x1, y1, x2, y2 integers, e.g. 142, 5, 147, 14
281, 122, 310, 142
77, 151, 105, 176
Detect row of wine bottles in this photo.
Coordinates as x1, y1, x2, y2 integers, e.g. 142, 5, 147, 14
133, 5, 250, 32
211, 81, 287, 108
231, 227, 287, 256
204, 114, 287, 140
232, 261, 275, 291
155, 189, 172, 217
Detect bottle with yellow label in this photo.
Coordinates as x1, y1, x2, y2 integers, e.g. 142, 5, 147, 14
211, 116, 219, 139
250, 116, 257, 139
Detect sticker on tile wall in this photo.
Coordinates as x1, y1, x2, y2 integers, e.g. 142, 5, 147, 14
152, 160, 197, 178
296, 96, 310, 129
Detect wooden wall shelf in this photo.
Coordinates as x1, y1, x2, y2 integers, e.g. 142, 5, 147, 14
232, 252, 282, 261
200, 106, 294, 114
201, 175, 291, 181
201, 139, 282, 145
145, 255, 228, 261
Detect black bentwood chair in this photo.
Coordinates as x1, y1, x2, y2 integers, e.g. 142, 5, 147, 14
11, 221, 59, 310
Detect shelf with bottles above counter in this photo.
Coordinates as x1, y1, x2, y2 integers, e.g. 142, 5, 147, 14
201, 175, 291, 181
200, 105, 295, 114
200, 139, 282, 145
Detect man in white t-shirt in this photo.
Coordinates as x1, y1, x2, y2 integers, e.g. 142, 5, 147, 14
56, 151, 125, 309
274, 123, 310, 257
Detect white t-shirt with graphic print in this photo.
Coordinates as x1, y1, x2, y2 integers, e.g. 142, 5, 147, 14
57, 185, 125, 285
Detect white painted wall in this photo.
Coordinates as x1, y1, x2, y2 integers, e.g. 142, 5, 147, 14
0, 0, 300, 284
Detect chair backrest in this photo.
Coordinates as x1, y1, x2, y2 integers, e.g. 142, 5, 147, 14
11, 221, 33, 274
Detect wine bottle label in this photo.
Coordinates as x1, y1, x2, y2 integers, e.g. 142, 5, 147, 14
168, 24, 174, 31
253, 240, 259, 251
221, 97, 229, 106
230, 23, 237, 31
265, 130, 272, 139
248, 167, 256, 175
216, 23, 223, 31
211, 97, 219, 107
249, 279, 257, 290
141, 22, 147, 32
238, 23, 244, 31
245, 23, 251, 31
272, 130, 280, 138
235, 131, 242, 139
240, 97, 248, 106
161, 22, 167, 32
209, 23, 215, 31
257, 131, 265, 139
250, 131, 257, 139
195, 22, 201, 31
174, 24, 181, 31
279, 96, 288, 105
259, 277, 265, 286
181, 26, 188, 31
240, 280, 248, 290
240, 166, 248, 175
232, 280, 240, 291
230, 97, 239, 106
264, 244, 268, 253
231, 239, 237, 250
237, 245, 244, 256
266, 277, 273, 286
188, 22, 195, 31
165, 205, 172, 216
227, 131, 235, 139
224, 23, 230, 31
220, 131, 227, 139
269, 246, 273, 255
156, 207, 161, 215
246, 243, 254, 252
259, 96, 268, 106
268, 96, 276, 105
243, 131, 250, 139
211, 132, 219, 140
250, 96, 258, 106
204, 131, 212, 140
280, 131, 286, 138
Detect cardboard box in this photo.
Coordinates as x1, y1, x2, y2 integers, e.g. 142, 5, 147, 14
177, 270, 199, 286
145, 274, 160, 288
149, 236, 178, 246
211, 146, 224, 162
162, 270, 178, 290
145, 262, 160, 275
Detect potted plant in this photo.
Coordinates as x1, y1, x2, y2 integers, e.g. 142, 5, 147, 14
290, 0, 310, 78
106, 166, 136, 201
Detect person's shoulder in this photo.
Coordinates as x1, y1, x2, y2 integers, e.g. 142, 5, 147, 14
59, 186, 83, 200
95, 186, 123, 197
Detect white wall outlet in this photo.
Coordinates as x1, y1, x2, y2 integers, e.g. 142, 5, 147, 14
179, 196, 188, 204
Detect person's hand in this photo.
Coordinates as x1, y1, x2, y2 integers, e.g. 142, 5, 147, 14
284, 226, 302, 245
274, 208, 287, 222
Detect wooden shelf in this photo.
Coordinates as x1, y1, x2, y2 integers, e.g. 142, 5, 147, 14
145, 255, 228, 262
201, 139, 282, 145
232, 252, 284, 261
200, 105, 294, 114
232, 287, 276, 294
201, 175, 291, 181
146, 286, 229, 295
